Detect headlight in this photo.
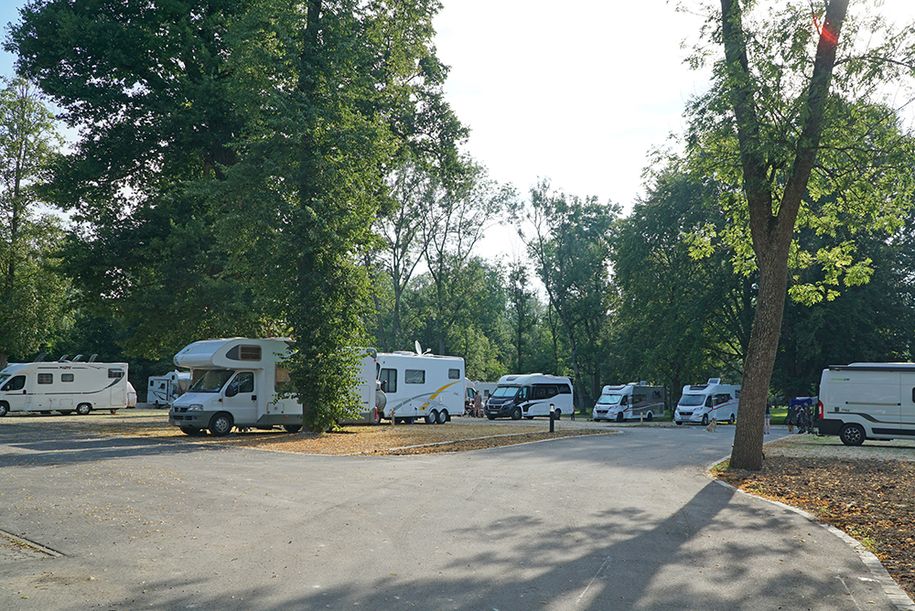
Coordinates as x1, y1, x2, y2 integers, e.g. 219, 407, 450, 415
187, 404, 204, 411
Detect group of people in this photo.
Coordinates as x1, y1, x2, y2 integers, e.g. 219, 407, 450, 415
763, 398, 817, 435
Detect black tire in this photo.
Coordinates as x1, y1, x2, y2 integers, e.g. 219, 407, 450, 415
426, 410, 438, 425
511, 407, 522, 420
58, 410, 73, 416
554, 409, 561, 420
0, 402, 8, 417
701, 414, 709, 426
524, 416, 534, 420
839, 423, 866, 446
180, 426, 204, 436
676, 421, 683, 426
646, 411, 654, 422
40, 411, 52, 415
487, 415, 496, 420
437, 410, 448, 424
616, 411, 625, 423
728, 413, 735, 425
208, 412, 234, 437
76, 403, 92, 416
283, 424, 302, 433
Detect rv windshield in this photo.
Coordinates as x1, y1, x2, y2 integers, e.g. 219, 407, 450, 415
597, 393, 624, 406
0, 374, 8, 385
491, 385, 520, 398
189, 369, 235, 393
678, 394, 706, 407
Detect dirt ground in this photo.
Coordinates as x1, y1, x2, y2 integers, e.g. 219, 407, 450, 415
0, 409, 610, 455
716, 435, 915, 600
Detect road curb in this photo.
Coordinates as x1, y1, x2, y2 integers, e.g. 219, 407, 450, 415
707, 450, 914, 610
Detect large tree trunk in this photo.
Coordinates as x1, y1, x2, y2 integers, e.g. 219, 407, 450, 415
730, 246, 791, 470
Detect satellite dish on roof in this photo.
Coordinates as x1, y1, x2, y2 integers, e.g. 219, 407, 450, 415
413, 340, 431, 356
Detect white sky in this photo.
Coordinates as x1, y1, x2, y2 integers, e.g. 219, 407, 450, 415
434, 0, 915, 262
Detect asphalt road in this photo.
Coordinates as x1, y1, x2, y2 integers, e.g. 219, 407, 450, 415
0, 421, 898, 610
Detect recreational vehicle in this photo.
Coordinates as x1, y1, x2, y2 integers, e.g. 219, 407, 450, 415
817, 363, 915, 446
169, 338, 390, 435
674, 378, 741, 426
592, 383, 666, 422
0, 360, 130, 416
484, 373, 574, 420
147, 370, 191, 407
376, 352, 465, 424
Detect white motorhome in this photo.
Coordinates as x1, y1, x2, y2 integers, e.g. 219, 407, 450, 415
0, 360, 130, 416
592, 383, 666, 422
674, 378, 741, 426
484, 373, 574, 420
817, 363, 915, 446
376, 352, 465, 424
147, 370, 191, 407
169, 338, 383, 435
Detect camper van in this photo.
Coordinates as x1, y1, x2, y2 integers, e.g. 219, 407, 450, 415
0, 360, 130, 416
376, 352, 465, 424
484, 373, 574, 420
674, 378, 741, 426
169, 338, 390, 435
147, 370, 191, 407
817, 363, 915, 446
592, 383, 666, 422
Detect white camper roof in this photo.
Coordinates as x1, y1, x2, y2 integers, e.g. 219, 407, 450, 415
828, 362, 915, 371
497, 373, 572, 386
174, 338, 292, 369
681, 378, 740, 395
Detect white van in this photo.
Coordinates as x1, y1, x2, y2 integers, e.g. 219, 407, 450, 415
376, 352, 465, 424
817, 363, 915, 446
147, 370, 191, 407
592, 383, 666, 422
169, 338, 386, 435
674, 378, 741, 425
0, 361, 130, 416
484, 373, 574, 420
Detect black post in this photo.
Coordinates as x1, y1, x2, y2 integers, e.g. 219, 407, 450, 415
549, 403, 556, 433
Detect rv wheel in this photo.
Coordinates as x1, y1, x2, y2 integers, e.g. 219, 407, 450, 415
676, 421, 683, 426
487, 415, 496, 421
728, 413, 735, 425
208, 413, 234, 437
76, 403, 92, 416
616, 412, 625, 423
425, 410, 439, 425
511, 407, 522, 420
646, 412, 653, 422
180, 426, 204, 436
437, 410, 448, 424
0, 402, 8, 417
701, 414, 709, 426
554, 409, 561, 420
524, 416, 534, 420
839, 424, 865, 447
283, 424, 302, 433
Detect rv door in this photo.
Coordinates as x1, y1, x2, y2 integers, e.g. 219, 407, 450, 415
222, 371, 258, 425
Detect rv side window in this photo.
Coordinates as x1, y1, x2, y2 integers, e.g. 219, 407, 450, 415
275, 366, 292, 393
556, 384, 572, 395
405, 369, 425, 384
226, 345, 262, 361
37, 373, 53, 384
379, 368, 397, 393
705, 396, 713, 408
2, 375, 25, 391
714, 394, 730, 406
531, 385, 558, 400
448, 368, 461, 380
633, 394, 646, 405
108, 369, 124, 379
149, 380, 155, 387
61, 373, 75, 383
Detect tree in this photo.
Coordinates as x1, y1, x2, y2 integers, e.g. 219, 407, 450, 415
0, 79, 69, 367
691, 0, 915, 469
522, 182, 618, 406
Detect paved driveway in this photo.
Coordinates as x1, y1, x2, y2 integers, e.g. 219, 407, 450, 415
0, 422, 897, 610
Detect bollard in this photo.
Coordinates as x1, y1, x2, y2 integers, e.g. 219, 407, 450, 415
549, 403, 556, 433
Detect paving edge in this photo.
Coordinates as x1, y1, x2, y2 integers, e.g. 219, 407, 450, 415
0, 529, 64, 557
706, 455, 914, 610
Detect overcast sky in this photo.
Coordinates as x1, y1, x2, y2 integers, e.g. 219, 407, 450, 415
1, 1, 914, 262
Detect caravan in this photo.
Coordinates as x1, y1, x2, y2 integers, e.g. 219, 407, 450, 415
169, 338, 384, 434
0, 360, 130, 416
147, 370, 191, 407
674, 378, 741, 426
484, 374, 574, 420
592, 383, 666, 422
376, 352, 465, 424
817, 363, 915, 446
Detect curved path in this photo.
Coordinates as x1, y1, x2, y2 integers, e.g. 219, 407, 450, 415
0, 423, 900, 609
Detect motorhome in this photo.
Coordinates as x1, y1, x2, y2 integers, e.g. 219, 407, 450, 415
376, 352, 465, 424
147, 370, 191, 407
674, 378, 741, 425
484, 373, 574, 420
0, 360, 130, 416
592, 383, 666, 422
817, 363, 915, 446
169, 338, 389, 435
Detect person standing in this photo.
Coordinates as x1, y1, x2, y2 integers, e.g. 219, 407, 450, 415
764, 404, 771, 435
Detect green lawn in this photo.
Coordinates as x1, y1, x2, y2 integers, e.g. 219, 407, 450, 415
770, 406, 788, 425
